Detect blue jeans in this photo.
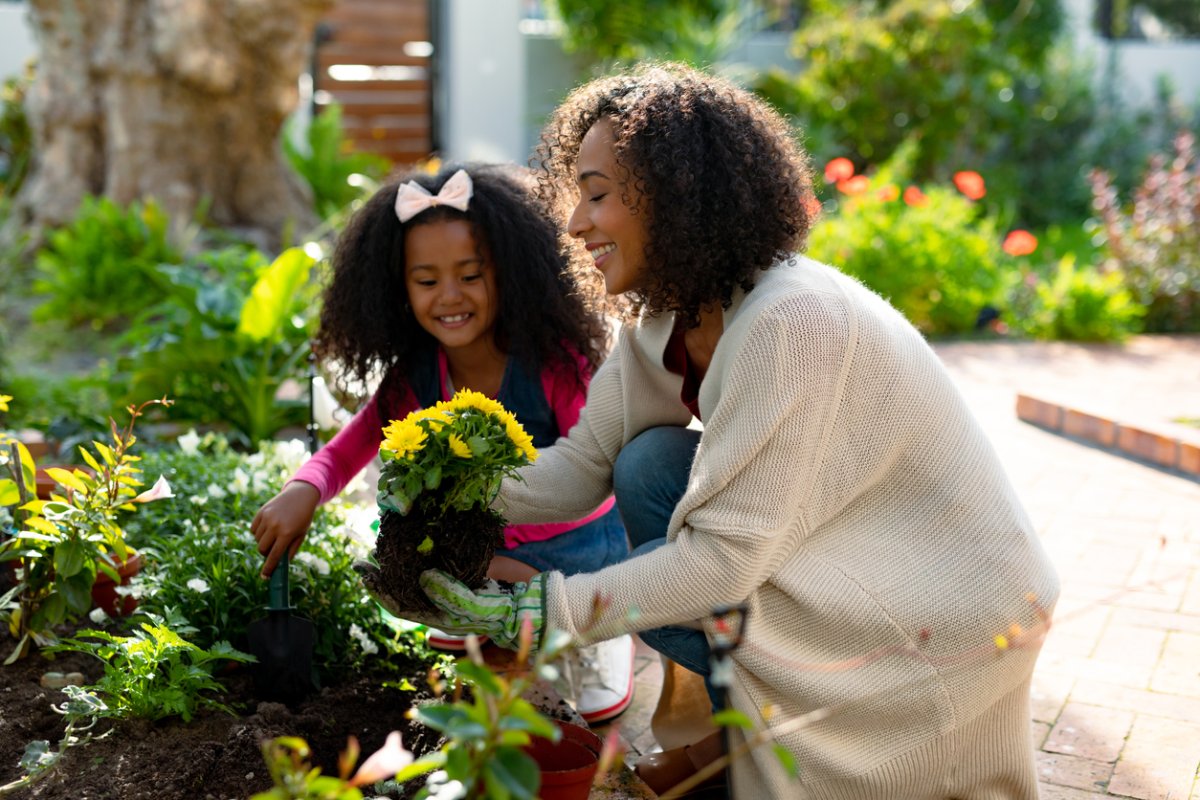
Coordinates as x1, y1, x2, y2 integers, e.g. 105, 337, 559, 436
613, 426, 722, 710
504, 504, 628, 576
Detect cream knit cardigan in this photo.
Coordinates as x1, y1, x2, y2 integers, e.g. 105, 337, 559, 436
499, 256, 1060, 798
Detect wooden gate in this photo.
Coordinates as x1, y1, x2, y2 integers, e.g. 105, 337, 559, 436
312, 0, 436, 167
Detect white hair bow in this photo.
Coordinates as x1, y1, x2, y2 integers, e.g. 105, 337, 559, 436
394, 169, 473, 223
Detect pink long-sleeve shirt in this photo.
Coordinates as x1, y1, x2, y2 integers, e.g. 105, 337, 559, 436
290, 349, 615, 549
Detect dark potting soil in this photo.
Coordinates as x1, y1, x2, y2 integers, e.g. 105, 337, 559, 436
0, 634, 443, 800
374, 505, 505, 614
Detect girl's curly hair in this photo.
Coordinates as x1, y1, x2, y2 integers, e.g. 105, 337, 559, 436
316, 163, 608, 399
534, 62, 817, 325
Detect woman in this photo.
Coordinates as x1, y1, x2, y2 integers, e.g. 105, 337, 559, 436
359, 63, 1060, 799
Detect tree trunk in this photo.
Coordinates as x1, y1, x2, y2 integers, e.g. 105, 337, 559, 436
14, 0, 332, 250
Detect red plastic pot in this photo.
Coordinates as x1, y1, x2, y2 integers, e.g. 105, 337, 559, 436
522, 720, 602, 800
91, 551, 142, 617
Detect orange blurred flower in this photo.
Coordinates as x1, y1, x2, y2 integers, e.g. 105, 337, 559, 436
837, 175, 870, 195
877, 184, 899, 202
953, 170, 986, 200
903, 186, 928, 207
824, 157, 855, 183
1002, 230, 1038, 256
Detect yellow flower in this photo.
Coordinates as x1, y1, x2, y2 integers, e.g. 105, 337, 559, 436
381, 419, 427, 459
0, 394, 10, 412
405, 405, 450, 429
447, 434, 472, 459
445, 389, 506, 418
504, 416, 538, 462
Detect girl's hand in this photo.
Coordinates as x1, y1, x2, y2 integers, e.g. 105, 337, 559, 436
252, 481, 321, 579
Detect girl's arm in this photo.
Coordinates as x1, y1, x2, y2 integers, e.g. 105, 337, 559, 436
253, 390, 408, 577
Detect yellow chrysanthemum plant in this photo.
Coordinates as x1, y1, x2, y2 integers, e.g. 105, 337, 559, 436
370, 390, 537, 613
377, 389, 537, 518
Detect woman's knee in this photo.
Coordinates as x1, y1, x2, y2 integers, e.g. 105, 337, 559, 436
612, 426, 699, 502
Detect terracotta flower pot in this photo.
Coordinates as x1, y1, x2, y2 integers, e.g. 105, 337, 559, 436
522, 720, 603, 800
91, 551, 142, 617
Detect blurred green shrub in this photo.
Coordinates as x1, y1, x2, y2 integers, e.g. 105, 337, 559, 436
125, 433, 438, 683
0, 63, 33, 199
1089, 130, 1200, 332
807, 151, 1006, 336
32, 196, 185, 330
548, 0, 748, 64
1007, 256, 1143, 341
756, 0, 1064, 174
283, 103, 390, 222
112, 246, 319, 447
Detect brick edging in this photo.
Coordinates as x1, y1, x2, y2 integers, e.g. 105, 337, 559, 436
1016, 394, 1200, 478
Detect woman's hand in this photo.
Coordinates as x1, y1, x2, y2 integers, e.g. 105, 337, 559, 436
251, 481, 321, 579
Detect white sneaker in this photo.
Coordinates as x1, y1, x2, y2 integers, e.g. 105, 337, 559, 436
426, 627, 488, 651
560, 634, 636, 723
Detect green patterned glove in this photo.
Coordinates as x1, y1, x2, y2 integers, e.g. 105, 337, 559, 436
418, 569, 547, 651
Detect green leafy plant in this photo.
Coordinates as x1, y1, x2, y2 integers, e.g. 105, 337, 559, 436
45, 621, 254, 722
0, 685, 110, 797
252, 730, 414, 800
0, 397, 173, 662
397, 626, 607, 800
124, 432, 439, 682
32, 196, 185, 330
377, 390, 538, 518
806, 150, 1006, 336
283, 102, 390, 221
113, 246, 318, 446
1089, 129, 1200, 332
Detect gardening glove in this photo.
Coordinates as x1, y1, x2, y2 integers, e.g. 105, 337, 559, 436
353, 560, 548, 651
418, 569, 548, 651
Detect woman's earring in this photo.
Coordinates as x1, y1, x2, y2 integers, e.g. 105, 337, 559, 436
403, 301, 411, 312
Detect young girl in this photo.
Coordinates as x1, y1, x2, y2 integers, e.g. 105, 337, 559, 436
363, 65, 1061, 798
251, 163, 635, 723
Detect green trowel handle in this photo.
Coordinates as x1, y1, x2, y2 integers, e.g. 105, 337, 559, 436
267, 551, 291, 611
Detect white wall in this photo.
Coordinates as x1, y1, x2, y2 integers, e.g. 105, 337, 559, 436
439, 0, 527, 164
1062, 0, 1200, 107
0, 4, 36, 82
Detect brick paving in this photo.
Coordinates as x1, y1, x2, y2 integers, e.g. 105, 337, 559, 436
591, 334, 1200, 799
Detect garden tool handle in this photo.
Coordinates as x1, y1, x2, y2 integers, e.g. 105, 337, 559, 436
267, 551, 291, 611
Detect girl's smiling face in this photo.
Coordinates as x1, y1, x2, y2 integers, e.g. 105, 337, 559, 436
567, 118, 650, 296
404, 218, 499, 356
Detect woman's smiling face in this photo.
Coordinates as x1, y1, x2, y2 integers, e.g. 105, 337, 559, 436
567, 118, 650, 296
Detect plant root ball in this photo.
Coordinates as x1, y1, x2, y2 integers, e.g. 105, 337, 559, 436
373, 505, 506, 614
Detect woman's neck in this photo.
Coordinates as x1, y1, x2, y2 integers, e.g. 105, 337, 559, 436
443, 339, 508, 398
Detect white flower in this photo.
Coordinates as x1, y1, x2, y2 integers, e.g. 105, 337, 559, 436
177, 429, 202, 456
189, 495, 208, 506
133, 475, 174, 503
187, 578, 210, 593
295, 552, 330, 576
349, 623, 379, 655
206, 483, 227, 500
230, 468, 251, 494
88, 607, 108, 624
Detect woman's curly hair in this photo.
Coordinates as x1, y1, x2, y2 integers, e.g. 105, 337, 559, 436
316, 163, 608, 400
534, 62, 817, 325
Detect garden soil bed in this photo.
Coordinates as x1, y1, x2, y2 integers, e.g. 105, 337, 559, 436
0, 639, 444, 800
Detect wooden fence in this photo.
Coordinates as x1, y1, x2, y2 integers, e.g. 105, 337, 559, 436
312, 0, 435, 168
